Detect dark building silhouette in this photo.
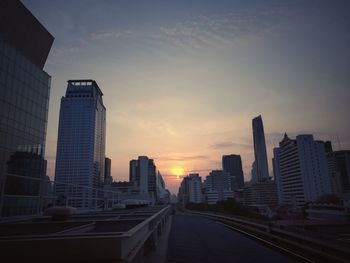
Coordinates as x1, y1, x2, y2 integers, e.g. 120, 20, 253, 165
129, 156, 158, 204
222, 154, 244, 189
328, 150, 350, 202
4, 151, 47, 216
252, 115, 270, 183
104, 157, 112, 184
0, 0, 54, 69
0, 0, 53, 217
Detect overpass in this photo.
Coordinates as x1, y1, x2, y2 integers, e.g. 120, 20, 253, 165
0, 205, 349, 262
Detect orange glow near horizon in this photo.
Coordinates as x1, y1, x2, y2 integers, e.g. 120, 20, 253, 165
171, 167, 185, 178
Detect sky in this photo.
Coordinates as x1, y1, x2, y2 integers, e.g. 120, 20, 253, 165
22, 0, 350, 194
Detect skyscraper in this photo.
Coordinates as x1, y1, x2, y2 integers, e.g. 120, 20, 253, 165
252, 115, 269, 183
54, 80, 106, 210
0, 0, 54, 217
222, 154, 244, 189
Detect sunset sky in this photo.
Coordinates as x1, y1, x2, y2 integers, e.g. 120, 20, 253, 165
22, 0, 350, 194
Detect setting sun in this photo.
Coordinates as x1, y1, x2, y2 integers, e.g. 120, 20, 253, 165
171, 167, 185, 178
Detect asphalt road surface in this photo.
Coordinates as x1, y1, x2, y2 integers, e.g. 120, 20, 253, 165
166, 214, 295, 263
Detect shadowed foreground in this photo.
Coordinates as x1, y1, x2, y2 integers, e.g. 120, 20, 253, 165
166, 214, 295, 263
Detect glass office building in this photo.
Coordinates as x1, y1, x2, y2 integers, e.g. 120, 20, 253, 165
0, 0, 54, 217
55, 80, 106, 210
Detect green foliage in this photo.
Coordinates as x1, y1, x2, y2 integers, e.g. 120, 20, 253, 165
185, 200, 265, 220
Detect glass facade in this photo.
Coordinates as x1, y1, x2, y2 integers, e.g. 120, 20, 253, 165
54, 80, 106, 210
0, 39, 51, 217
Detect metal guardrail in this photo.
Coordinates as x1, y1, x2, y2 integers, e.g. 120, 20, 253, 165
0, 205, 171, 262
186, 209, 350, 263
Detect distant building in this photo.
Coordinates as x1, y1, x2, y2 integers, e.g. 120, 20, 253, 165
178, 174, 203, 204
104, 157, 112, 185
104, 181, 150, 208
252, 115, 270, 183
55, 80, 106, 210
327, 150, 350, 206
188, 174, 203, 203
273, 134, 333, 208
222, 154, 244, 189
129, 156, 158, 204
243, 182, 278, 207
204, 170, 233, 204
178, 176, 190, 204
0, 0, 54, 217
306, 203, 350, 220
250, 161, 258, 185
157, 172, 170, 203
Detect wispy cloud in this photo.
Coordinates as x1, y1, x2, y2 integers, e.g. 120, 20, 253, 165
155, 155, 209, 162
50, 46, 82, 58
149, 7, 289, 49
210, 141, 251, 149
90, 30, 133, 40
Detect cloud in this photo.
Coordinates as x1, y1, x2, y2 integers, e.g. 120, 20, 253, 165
210, 141, 251, 149
90, 30, 132, 40
50, 46, 82, 58
150, 7, 289, 50
155, 155, 209, 162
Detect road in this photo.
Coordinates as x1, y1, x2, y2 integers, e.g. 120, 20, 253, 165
166, 214, 295, 263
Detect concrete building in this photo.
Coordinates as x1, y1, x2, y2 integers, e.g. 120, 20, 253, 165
54, 80, 106, 210
222, 154, 244, 189
204, 170, 233, 204
157, 172, 170, 204
129, 156, 158, 204
178, 173, 203, 204
0, 0, 54, 217
188, 174, 203, 203
327, 150, 350, 206
178, 176, 190, 205
273, 134, 333, 208
252, 115, 270, 183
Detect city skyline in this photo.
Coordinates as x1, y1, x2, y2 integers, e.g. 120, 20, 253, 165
21, 0, 350, 194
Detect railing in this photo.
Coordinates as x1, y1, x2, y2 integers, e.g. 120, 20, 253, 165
185, 209, 350, 263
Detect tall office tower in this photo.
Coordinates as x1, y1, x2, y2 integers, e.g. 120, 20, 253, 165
0, 0, 54, 217
252, 115, 270, 183
55, 80, 106, 210
222, 154, 244, 189
273, 134, 333, 208
129, 156, 158, 203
